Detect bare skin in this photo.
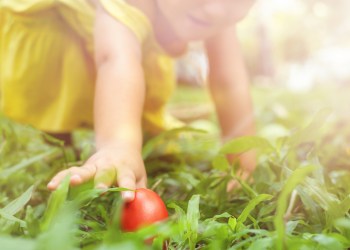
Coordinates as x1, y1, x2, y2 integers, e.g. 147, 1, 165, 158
48, 2, 147, 201
48, 0, 256, 200
205, 24, 256, 190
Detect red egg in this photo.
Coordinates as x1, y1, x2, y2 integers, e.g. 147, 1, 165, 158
121, 188, 168, 232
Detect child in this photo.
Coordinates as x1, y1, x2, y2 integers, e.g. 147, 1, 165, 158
0, 0, 256, 201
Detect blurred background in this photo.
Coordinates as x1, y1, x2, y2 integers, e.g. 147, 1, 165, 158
177, 0, 350, 92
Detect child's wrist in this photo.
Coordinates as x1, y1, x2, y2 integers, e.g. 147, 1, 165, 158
95, 138, 142, 152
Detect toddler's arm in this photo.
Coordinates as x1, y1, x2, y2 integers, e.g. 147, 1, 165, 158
205, 24, 256, 188
48, 3, 147, 201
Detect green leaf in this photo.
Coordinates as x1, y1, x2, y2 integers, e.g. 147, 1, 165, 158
220, 136, 275, 155
286, 220, 300, 235
41, 132, 65, 147
248, 237, 274, 250
40, 175, 70, 232
70, 186, 130, 207
0, 185, 34, 229
96, 242, 142, 250
2, 185, 34, 215
228, 217, 237, 231
142, 127, 207, 159
334, 217, 350, 240
36, 204, 79, 250
274, 165, 317, 250
0, 149, 58, 179
288, 108, 332, 147
312, 234, 344, 250
0, 236, 36, 250
212, 154, 230, 171
168, 202, 187, 243
103, 197, 124, 245
237, 194, 273, 224
211, 212, 233, 220
186, 194, 200, 250
0, 209, 27, 228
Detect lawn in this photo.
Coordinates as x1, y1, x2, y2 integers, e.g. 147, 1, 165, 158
0, 84, 350, 250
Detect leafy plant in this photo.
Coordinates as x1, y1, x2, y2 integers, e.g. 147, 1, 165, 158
1, 85, 349, 249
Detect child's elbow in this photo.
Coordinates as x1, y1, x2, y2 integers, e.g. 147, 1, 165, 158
94, 44, 142, 70
94, 50, 116, 69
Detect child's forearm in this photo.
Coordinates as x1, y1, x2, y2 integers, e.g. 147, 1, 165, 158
92, 1, 145, 151
205, 25, 256, 187
206, 25, 255, 142
94, 60, 145, 151
212, 90, 255, 142
48, 60, 147, 197
209, 74, 255, 142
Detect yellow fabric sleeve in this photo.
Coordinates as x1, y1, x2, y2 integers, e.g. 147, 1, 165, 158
1, 0, 56, 13
0, 0, 178, 134
99, 0, 151, 43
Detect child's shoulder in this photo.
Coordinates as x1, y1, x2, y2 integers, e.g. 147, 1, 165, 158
94, 0, 152, 43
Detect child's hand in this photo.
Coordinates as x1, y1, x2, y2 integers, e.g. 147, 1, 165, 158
47, 144, 147, 201
226, 150, 256, 192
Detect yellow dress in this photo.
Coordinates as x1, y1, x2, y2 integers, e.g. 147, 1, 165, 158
0, 0, 177, 135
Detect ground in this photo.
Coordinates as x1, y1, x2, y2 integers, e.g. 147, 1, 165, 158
0, 84, 350, 250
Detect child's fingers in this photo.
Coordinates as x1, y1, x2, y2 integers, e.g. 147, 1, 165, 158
70, 164, 98, 184
226, 179, 239, 192
47, 164, 97, 190
93, 166, 116, 190
136, 176, 147, 189
117, 171, 136, 202
47, 173, 64, 190
47, 169, 74, 190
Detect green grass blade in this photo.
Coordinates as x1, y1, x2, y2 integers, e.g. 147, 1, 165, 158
287, 108, 331, 147
0, 209, 27, 228
187, 194, 200, 250
36, 203, 79, 250
0, 236, 36, 250
2, 185, 34, 215
142, 127, 206, 159
40, 175, 70, 232
274, 165, 316, 250
237, 194, 273, 225
219, 136, 275, 155
0, 149, 58, 179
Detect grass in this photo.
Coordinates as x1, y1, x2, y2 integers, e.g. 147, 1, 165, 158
0, 84, 350, 249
